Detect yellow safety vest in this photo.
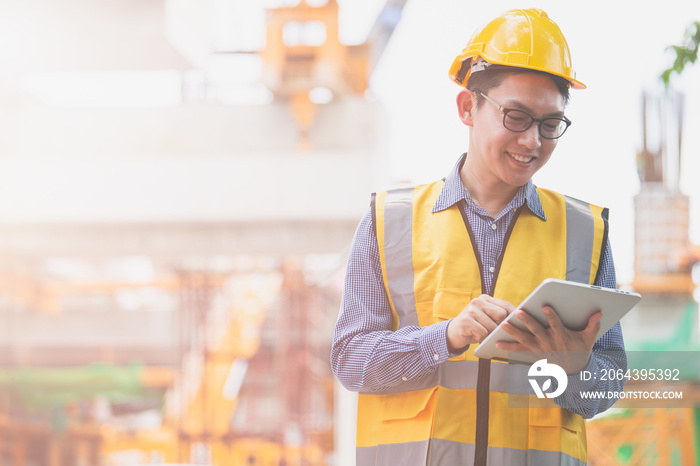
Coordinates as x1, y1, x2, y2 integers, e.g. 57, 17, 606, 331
356, 180, 608, 466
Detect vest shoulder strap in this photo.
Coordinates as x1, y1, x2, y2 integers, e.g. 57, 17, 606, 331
371, 181, 444, 329
538, 187, 609, 284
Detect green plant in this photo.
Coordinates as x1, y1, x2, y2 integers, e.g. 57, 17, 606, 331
661, 21, 700, 86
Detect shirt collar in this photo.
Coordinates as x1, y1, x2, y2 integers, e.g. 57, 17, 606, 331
432, 153, 547, 221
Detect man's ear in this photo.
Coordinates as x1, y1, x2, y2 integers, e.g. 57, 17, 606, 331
456, 89, 476, 127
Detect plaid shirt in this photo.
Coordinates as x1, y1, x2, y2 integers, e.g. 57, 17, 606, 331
331, 153, 626, 418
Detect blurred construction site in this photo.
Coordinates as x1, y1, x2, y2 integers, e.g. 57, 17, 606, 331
0, 1, 699, 465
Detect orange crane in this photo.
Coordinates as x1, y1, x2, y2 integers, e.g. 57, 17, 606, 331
259, 0, 408, 151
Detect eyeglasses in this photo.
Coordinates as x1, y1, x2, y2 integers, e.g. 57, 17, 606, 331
474, 89, 572, 139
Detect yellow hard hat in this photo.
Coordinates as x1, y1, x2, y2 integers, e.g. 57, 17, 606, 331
448, 8, 585, 89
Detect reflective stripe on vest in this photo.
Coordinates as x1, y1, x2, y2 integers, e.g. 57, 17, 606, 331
359, 441, 587, 466
565, 195, 608, 285
374, 188, 419, 329
357, 181, 607, 466
362, 359, 533, 395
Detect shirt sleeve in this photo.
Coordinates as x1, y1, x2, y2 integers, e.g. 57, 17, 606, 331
330, 209, 465, 393
554, 238, 628, 418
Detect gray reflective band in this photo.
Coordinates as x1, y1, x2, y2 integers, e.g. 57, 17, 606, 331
361, 360, 532, 395
356, 446, 378, 466
358, 440, 586, 466
527, 449, 587, 466
382, 188, 419, 328
379, 440, 430, 465
564, 196, 595, 284
357, 440, 430, 466
490, 361, 532, 394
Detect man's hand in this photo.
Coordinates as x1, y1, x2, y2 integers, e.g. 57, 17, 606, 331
447, 295, 515, 352
497, 306, 602, 375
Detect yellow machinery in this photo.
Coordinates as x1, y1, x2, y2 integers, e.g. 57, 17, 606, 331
95, 270, 292, 465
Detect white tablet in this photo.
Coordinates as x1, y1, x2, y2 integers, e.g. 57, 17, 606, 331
473, 278, 641, 363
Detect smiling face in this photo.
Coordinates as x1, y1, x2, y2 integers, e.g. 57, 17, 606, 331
457, 72, 567, 202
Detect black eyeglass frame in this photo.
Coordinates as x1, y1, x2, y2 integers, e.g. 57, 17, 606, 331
474, 89, 572, 139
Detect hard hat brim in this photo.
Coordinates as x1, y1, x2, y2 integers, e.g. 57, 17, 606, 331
449, 53, 587, 90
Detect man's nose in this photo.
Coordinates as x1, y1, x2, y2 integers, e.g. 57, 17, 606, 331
517, 123, 542, 149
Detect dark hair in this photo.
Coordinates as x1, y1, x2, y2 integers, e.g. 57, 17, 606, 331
465, 65, 571, 107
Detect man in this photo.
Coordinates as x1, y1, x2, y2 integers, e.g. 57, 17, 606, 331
331, 8, 626, 466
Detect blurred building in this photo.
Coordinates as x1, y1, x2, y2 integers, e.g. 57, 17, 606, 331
0, 0, 404, 464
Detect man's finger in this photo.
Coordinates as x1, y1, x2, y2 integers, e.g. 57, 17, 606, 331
482, 302, 511, 324
467, 321, 490, 342
477, 295, 516, 312
582, 311, 603, 339
514, 310, 547, 338
542, 305, 566, 332
500, 320, 536, 347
